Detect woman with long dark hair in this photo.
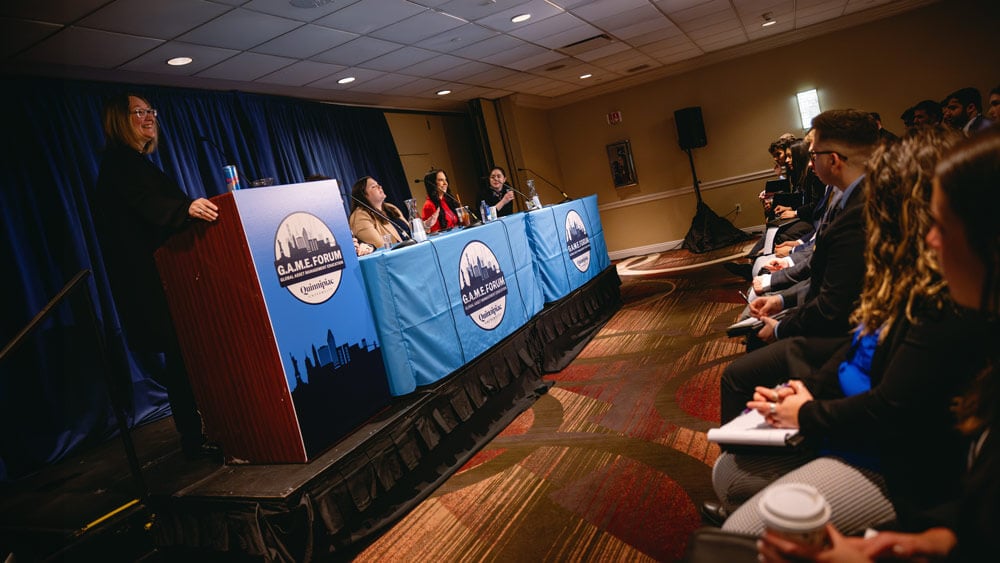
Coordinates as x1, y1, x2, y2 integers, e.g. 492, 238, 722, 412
421, 169, 459, 232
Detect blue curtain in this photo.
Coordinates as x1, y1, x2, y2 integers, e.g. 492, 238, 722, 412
0, 76, 410, 481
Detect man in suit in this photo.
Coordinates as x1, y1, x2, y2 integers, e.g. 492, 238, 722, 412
718, 109, 878, 423
749, 110, 876, 343
941, 87, 994, 135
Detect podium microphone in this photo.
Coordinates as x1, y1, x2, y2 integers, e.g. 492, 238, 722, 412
198, 136, 250, 191
350, 195, 410, 240
516, 167, 571, 201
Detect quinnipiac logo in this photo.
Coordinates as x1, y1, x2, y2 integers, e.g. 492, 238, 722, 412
459, 241, 508, 330
273, 212, 345, 304
565, 210, 591, 272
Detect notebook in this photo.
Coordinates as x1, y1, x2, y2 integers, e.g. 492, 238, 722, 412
707, 409, 803, 447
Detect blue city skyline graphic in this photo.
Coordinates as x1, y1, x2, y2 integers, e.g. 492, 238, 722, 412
565, 211, 591, 272
460, 242, 508, 314
273, 218, 345, 288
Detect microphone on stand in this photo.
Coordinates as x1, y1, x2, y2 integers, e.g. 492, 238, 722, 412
198, 136, 250, 191
516, 167, 571, 201
350, 195, 411, 240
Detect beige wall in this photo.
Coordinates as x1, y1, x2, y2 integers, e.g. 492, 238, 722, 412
384, 112, 480, 210
527, 0, 997, 257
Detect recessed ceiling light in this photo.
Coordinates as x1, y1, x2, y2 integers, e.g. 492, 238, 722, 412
761, 12, 777, 27
436, 90, 452, 96
511, 14, 531, 23
167, 57, 192, 66
337, 76, 355, 84
579, 73, 592, 79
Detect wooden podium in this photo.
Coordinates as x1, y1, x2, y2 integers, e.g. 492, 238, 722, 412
155, 180, 390, 463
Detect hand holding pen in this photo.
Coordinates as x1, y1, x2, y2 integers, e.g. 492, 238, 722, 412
746, 380, 811, 428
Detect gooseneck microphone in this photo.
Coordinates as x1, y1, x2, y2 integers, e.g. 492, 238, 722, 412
198, 136, 249, 191
350, 195, 411, 240
501, 183, 532, 202
516, 167, 571, 201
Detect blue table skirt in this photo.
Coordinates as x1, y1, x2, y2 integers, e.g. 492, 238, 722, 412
359, 214, 543, 396
524, 195, 610, 303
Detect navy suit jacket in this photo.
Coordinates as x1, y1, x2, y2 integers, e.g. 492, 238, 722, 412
777, 179, 866, 338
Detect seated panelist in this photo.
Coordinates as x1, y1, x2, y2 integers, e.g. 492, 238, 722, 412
348, 176, 409, 248
480, 166, 516, 218
421, 169, 459, 233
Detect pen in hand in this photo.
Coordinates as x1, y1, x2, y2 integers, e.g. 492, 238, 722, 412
738, 290, 752, 305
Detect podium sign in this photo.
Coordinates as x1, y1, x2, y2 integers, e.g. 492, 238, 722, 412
156, 180, 390, 463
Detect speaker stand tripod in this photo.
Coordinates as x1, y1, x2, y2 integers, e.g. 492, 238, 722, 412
681, 148, 750, 253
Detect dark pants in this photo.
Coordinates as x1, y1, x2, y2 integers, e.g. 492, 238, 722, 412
720, 335, 851, 423
133, 331, 204, 447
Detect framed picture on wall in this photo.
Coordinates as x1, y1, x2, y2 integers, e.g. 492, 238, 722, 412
606, 140, 637, 188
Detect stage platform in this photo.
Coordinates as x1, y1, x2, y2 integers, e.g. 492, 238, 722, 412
1, 267, 621, 562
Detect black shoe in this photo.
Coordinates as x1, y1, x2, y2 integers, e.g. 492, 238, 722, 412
700, 501, 728, 527
182, 438, 223, 461
723, 262, 753, 281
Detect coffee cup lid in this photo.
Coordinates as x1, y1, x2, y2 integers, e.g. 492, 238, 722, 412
758, 483, 831, 532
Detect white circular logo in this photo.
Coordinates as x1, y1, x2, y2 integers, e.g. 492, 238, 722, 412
459, 241, 508, 330
272, 212, 345, 304
565, 210, 591, 272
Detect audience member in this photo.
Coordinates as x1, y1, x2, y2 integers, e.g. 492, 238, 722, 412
746, 110, 877, 344
899, 106, 915, 129
941, 86, 994, 135
756, 129, 1000, 563
710, 128, 980, 539
480, 166, 516, 217
987, 84, 1000, 121
911, 99, 943, 127
348, 175, 409, 248
421, 168, 459, 232
870, 112, 898, 142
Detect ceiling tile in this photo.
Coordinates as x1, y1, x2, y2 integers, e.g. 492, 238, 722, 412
624, 22, 685, 46
311, 35, 403, 65
450, 33, 523, 59
257, 60, 345, 86
437, 0, 530, 21
460, 65, 522, 85
390, 76, 450, 96
178, 8, 302, 50
196, 51, 294, 80
315, 0, 425, 34
474, 0, 562, 33
480, 41, 549, 67
368, 9, 466, 44
358, 46, 438, 72
343, 72, 420, 92
0, 18, 61, 58
570, 0, 649, 21
396, 54, 473, 77
119, 42, 239, 74
252, 24, 357, 58
574, 40, 631, 62
0, 0, 110, 23
19, 26, 162, 67
667, 0, 732, 23
508, 13, 597, 49
310, 67, 386, 88
595, 5, 671, 37
242, 0, 360, 21
414, 23, 498, 53
504, 50, 567, 71
79, 0, 232, 39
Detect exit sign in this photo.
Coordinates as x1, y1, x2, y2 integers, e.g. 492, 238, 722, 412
606, 111, 622, 125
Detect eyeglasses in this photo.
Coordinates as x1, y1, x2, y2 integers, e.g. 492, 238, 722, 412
131, 108, 158, 118
809, 150, 846, 162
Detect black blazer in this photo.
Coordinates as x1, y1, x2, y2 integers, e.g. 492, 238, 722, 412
798, 304, 987, 530
778, 180, 866, 338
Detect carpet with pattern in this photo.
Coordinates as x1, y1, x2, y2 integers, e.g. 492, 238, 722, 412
356, 262, 749, 562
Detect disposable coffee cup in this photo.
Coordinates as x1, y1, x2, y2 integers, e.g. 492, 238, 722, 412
758, 483, 831, 550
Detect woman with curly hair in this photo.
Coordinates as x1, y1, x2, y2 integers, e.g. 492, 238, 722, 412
708, 126, 991, 537
756, 129, 1000, 563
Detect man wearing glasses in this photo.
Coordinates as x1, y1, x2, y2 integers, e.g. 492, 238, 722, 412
719, 109, 877, 423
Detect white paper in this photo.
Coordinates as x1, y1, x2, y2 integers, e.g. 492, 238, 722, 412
707, 409, 799, 446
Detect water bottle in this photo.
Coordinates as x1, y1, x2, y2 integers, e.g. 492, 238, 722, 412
480, 200, 491, 223
405, 198, 427, 242
526, 179, 541, 210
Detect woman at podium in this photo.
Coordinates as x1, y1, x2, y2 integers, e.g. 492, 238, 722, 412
421, 169, 459, 232
93, 93, 220, 460
348, 176, 409, 247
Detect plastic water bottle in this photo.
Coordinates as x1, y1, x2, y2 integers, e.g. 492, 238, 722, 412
526, 179, 541, 210
480, 200, 491, 223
